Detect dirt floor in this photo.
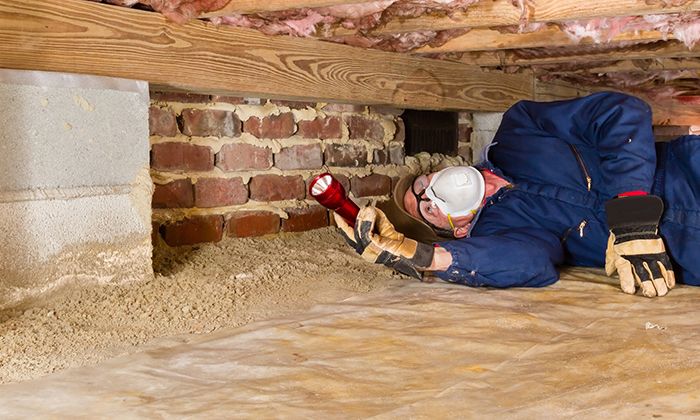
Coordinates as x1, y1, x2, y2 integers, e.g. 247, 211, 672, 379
2, 264, 699, 417
0, 228, 405, 384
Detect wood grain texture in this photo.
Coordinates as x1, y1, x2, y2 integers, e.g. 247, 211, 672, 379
535, 79, 700, 126
201, 0, 376, 17
361, 0, 700, 35
649, 99, 700, 126
0, 0, 533, 111
540, 58, 700, 74
533, 79, 592, 102
555, 58, 700, 73
458, 42, 700, 67
416, 27, 669, 53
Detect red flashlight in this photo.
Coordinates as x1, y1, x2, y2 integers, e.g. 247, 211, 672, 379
309, 172, 360, 226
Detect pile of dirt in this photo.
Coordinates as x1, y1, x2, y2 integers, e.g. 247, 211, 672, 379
0, 228, 405, 384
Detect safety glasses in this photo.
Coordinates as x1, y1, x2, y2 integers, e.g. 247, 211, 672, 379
410, 175, 454, 237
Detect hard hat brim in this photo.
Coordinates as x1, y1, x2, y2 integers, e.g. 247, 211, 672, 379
376, 175, 451, 244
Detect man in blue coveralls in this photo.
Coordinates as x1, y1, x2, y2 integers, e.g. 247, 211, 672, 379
335, 92, 700, 298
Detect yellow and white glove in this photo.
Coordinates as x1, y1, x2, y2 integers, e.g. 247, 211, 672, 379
334, 207, 434, 280
605, 196, 675, 297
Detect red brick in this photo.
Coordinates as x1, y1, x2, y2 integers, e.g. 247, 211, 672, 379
458, 144, 473, 163
269, 99, 316, 109
275, 144, 323, 170
226, 211, 281, 237
324, 144, 367, 167
351, 174, 392, 197
297, 116, 342, 139
179, 109, 240, 137
306, 173, 350, 200
373, 148, 388, 165
244, 113, 296, 139
152, 221, 161, 246
210, 95, 245, 105
388, 142, 405, 165
282, 206, 329, 232
194, 177, 248, 208
458, 111, 472, 121
152, 179, 194, 208
394, 118, 405, 143
162, 215, 224, 246
149, 106, 178, 137
390, 175, 400, 193
151, 142, 214, 172
150, 91, 211, 103
458, 123, 473, 142
217, 143, 272, 171
347, 115, 385, 141
249, 175, 305, 202
321, 104, 366, 113
369, 105, 404, 116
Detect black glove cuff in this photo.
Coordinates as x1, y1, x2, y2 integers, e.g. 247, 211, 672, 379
376, 242, 435, 280
410, 242, 436, 269
605, 195, 664, 230
611, 224, 659, 244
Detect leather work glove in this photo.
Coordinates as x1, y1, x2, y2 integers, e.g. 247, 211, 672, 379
334, 207, 434, 280
333, 207, 405, 256
333, 211, 366, 255
604, 195, 675, 297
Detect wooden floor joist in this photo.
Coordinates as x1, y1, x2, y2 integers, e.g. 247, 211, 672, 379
534, 79, 700, 126
362, 0, 700, 35
538, 58, 700, 75
200, 0, 376, 17
0, 0, 533, 111
415, 26, 670, 54
651, 98, 700, 126
458, 42, 700, 67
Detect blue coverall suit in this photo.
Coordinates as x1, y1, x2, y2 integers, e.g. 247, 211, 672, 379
435, 92, 700, 288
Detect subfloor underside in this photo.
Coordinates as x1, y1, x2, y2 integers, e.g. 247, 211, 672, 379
1, 268, 699, 418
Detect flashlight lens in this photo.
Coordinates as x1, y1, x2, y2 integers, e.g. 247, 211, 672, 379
311, 174, 332, 196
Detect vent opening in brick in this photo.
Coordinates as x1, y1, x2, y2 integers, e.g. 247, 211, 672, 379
402, 110, 458, 156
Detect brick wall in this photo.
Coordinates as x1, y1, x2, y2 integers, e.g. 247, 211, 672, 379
457, 112, 473, 163
148, 92, 441, 247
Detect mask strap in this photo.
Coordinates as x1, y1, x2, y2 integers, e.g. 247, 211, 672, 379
447, 214, 455, 230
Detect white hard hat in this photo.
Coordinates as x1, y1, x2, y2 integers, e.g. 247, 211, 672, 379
424, 166, 485, 218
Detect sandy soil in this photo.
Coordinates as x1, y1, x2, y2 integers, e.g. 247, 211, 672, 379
0, 228, 405, 384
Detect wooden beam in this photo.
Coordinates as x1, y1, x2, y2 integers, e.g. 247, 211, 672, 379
201, 0, 376, 17
649, 97, 700, 126
533, 79, 593, 102
0, 0, 533, 111
458, 41, 700, 67
534, 79, 700, 126
540, 58, 700, 74
416, 26, 669, 53
356, 0, 700, 35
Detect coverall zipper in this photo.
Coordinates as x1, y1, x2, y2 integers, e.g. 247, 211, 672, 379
561, 219, 588, 243
569, 144, 592, 191
578, 220, 587, 237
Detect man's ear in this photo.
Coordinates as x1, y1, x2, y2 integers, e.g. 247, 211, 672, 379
453, 224, 470, 239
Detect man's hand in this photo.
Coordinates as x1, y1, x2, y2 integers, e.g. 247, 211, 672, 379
334, 207, 434, 279
333, 211, 365, 255
605, 196, 675, 297
355, 207, 435, 279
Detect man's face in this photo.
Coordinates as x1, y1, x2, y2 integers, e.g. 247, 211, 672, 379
403, 173, 476, 232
